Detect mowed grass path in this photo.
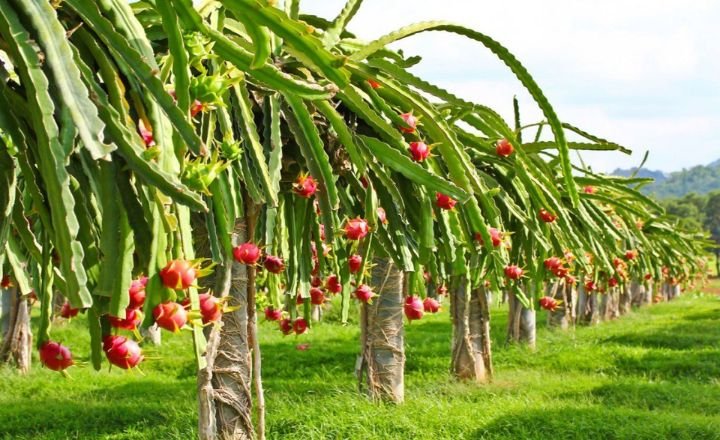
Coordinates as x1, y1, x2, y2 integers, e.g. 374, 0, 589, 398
1, 284, 719, 440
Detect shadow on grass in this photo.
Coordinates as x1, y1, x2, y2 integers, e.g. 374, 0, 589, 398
680, 309, 720, 322
473, 406, 719, 440
0, 380, 196, 439
614, 349, 720, 382
602, 318, 720, 350
586, 382, 720, 416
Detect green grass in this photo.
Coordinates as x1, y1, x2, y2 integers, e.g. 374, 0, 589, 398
2, 285, 719, 440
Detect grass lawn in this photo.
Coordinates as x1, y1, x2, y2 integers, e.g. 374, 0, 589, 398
1, 282, 719, 440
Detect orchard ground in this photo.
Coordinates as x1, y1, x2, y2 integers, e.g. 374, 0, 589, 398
2, 281, 719, 440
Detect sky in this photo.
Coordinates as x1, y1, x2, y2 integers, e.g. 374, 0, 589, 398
300, 0, 720, 174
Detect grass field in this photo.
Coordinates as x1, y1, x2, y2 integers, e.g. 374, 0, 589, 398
1, 283, 719, 440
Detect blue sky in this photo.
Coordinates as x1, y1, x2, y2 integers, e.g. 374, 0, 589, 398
302, 0, 720, 173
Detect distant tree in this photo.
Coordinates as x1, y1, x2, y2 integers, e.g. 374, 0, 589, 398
663, 198, 704, 232
704, 191, 720, 274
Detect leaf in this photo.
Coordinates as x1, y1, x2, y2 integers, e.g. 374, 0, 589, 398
232, 80, 278, 206
65, 0, 207, 156
322, 0, 363, 48
13, 0, 113, 160
71, 47, 208, 211
172, 0, 334, 100
222, 0, 350, 87
155, 0, 192, 113
522, 141, 632, 155
87, 306, 104, 370
350, 21, 578, 206
222, 4, 272, 69
283, 93, 340, 241
314, 99, 366, 173
357, 136, 467, 202
4, 234, 33, 295
0, 5, 93, 307
0, 148, 16, 256
96, 163, 135, 320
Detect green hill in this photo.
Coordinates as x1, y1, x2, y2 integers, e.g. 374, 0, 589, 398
612, 159, 720, 199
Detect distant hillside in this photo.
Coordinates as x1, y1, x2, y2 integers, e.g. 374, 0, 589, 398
612, 160, 720, 199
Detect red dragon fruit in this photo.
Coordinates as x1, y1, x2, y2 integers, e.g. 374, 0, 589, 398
539, 296, 558, 311
544, 257, 562, 271
279, 318, 293, 335
344, 218, 369, 240
325, 275, 342, 294
103, 335, 144, 369
398, 112, 417, 134
127, 276, 147, 309
39, 341, 74, 371
475, 227, 503, 247
495, 138, 513, 157
436, 193, 457, 210
310, 288, 326, 305
152, 301, 188, 332
108, 307, 143, 330
159, 260, 197, 290
354, 284, 376, 303
348, 254, 363, 274
538, 209, 557, 223
199, 293, 222, 324
404, 296, 424, 321
60, 302, 79, 319
408, 141, 430, 162
233, 243, 262, 265
265, 307, 283, 321
293, 318, 309, 335
504, 265, 524, 280
423, 297, 440, 313
263, 255, 286, 274
293, 174, 318, 198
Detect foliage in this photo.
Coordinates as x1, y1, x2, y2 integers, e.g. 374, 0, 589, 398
0, 2, 711, 428
661, 191, 720, 242
2, 287, 719, 439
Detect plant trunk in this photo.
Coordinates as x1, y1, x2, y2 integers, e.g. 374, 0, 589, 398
611, 289, 621, 319
598, 293, 609, 320
311, 305, 321, 322
577, 287, 601, 325
506, 287, 536, 349
1, 288, 11, 336
670, 283, 681, 299
588, 292, 601, 325
618, 284, 632, 315
450, 278, 487, 383
52, 292, 65, 319
475, 286, 493, 379
566, 283, 577, 323
547, 282, 572, 330
358, 257, 405, 403
198, 219, 254, 440
630, 280, 646, 307
601, 289, 620, 320
0, 287, 32, 373
140, 324, 162, 345
575, 283, 588, 325
644, 283, 654, 305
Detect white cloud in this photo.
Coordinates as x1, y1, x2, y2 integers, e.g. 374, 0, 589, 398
301, 0, 720, 172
